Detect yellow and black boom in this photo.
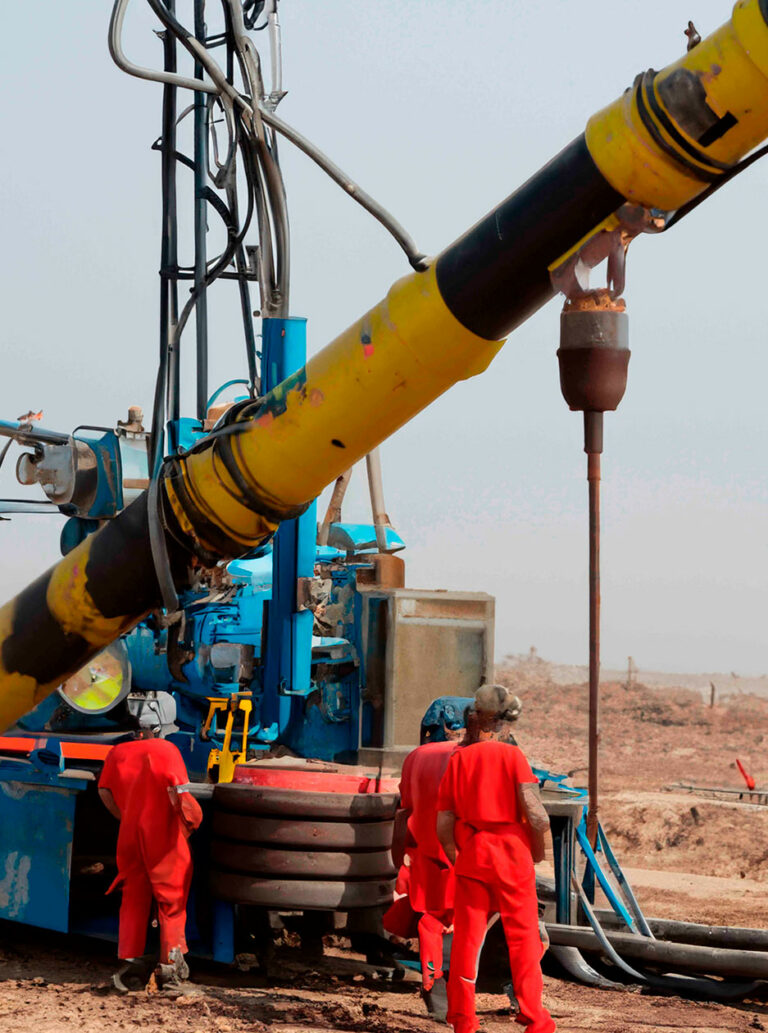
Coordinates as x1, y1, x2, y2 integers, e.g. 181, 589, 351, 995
2, 0, 768, 731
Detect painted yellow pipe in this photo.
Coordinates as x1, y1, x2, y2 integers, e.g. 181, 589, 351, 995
0, 266, 501, 731
164, 264, 502, 558
586, 0, 768, 210
2, 0, 768, 732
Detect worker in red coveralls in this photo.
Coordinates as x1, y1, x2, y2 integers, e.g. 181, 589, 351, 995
99, 735, 203, 993
437, 684, 554, 1033
384, 728, 462, 1019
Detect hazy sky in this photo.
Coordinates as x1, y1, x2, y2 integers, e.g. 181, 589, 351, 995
0, 1, 765, 675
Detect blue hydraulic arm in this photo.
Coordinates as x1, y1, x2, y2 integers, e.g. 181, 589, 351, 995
261, 317, 318, 740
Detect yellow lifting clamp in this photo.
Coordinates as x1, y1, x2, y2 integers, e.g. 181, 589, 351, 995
202, 694, 253, 783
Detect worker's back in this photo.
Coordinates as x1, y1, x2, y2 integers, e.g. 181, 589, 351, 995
401, 739, 458, 862
100, 738, 191, 873
439, 740, 534, 826
437, 739, 538, 880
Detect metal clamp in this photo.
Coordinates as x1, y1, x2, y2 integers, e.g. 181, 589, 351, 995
550, 204, 666, 301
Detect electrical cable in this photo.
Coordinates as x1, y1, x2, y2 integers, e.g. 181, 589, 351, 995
242, 0, 267, 31
0, 439, 14, 476
148, 129, 255, 469
148, 466, 181, 612
109, 0, 218, 95
150, 159, 256, 471
226, 0, 290, 311
664, 142, 768, 231
113, 0, 427, 273
149, 0, 288, 311
138, 0, 424, 495
258, 103, 428, 271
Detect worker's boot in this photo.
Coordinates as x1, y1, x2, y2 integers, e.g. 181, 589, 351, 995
112, 954, 156, 993
156, 947, 191, 992
421, 975, 448, 1022
503, 981, 519, 1014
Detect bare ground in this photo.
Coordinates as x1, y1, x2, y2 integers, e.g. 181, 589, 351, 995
4, 666, 768, 1032
3, 925, 768, 1033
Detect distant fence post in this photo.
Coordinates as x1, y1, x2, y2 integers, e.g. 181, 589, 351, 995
625, 656, 636, 689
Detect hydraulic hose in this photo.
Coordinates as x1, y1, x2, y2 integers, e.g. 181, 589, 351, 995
2, 0, 768, 730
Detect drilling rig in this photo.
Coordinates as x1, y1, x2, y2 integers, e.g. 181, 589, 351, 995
1, 0, 768, 992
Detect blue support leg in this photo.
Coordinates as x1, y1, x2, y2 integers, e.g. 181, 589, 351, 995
261, 317, 317, 743
212, 901, 236, 964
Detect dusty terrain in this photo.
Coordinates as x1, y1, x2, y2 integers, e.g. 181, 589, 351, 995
3, 926, 768, 1033
501, 656, 768, 926
4, 660, 768, 1032
508, 650, 768, 702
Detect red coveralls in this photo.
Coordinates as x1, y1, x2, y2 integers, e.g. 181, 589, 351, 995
383, 740, 458, 990
437, 741, 554, 1033
99, 739, 202, 962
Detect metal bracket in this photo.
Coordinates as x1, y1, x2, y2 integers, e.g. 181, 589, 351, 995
550, 204, 667, 300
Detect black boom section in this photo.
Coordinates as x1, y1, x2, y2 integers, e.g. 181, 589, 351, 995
84, 492, 167, 619
0, 494, 177, 687
2, 569, 90, 685
435, 135, 624, 341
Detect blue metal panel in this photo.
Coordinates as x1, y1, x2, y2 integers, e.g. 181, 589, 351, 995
73, 429, 123, 518
125, 624, 175, 694
227, 553, 272, 586
291, 664, 361, 761
166, 417, 206, 454
261, 317, 307, 394
261, 318, 317, 740
167, 731, 216, 782
293, 503, 317, 692
212, 901, 236, 963
326, 523, 405, 554
0, 777, 77, 932
60, 517, 101, 556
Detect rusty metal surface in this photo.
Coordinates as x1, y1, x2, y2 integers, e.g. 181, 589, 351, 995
557, 292, 630, 413
664, 781, 768, 807
550, 204, 666, 301
685, 21, 702, 51
557, 292, 633, 848
587, 448, 601, 848
317, 468, 352, 546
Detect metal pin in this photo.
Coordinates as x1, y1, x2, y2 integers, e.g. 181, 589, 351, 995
685, 21, 701, 51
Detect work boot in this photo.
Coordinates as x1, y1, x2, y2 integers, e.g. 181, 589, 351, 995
155, 947, 191, 992
352, 931, 405, 978
112, 955, 156, 993
421, 975, 448, 1022
502, 981, 519, 1013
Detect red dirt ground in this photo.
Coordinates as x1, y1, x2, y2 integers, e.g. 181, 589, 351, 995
3, 665, 768, 1032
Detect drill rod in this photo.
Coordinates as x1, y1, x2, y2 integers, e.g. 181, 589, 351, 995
587, 446, 601, 847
